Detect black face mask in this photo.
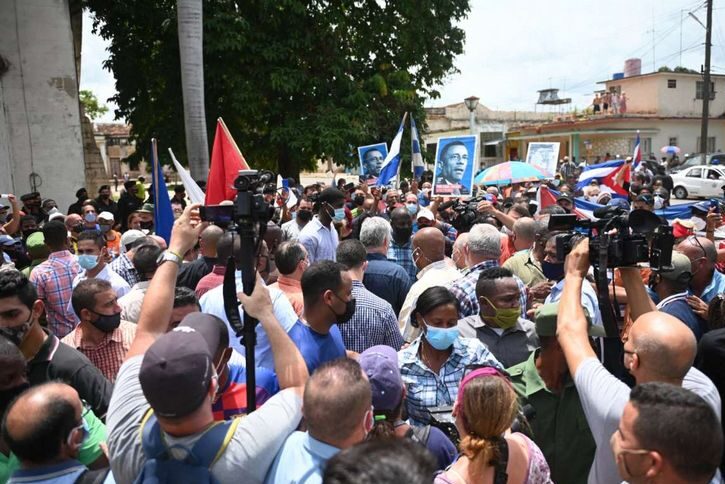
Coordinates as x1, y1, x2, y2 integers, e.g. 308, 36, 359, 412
22, 229, 38, 240
297, 210, 313, 223
331, 294, 356, 324
140, 221, 154, 231
72, 223, 84, 234
353, 195, 365, 206
90, 310, 121, 333
393, 227, 413, 244
0, 382, 30, 417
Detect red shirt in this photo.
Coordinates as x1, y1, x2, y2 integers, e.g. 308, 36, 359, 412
195, 265, 226, 299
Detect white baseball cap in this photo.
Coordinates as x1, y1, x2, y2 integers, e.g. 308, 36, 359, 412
416, 208, 435, 221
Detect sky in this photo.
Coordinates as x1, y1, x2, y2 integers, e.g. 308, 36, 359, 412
81, 0, 725, 123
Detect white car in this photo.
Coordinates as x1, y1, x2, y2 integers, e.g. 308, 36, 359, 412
671, 166, 725, 199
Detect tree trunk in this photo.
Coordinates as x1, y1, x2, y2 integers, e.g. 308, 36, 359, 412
177, 0, 209, 180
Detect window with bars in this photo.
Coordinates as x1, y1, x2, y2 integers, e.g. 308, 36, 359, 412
667, 79, 677, 88
696, 81, 716, 100
696, 136, 716, 153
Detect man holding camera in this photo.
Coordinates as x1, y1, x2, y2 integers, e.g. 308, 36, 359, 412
556, 238, 720, 484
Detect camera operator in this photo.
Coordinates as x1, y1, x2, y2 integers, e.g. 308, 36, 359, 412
556, 238, 720, 484
678, 236, 725, 304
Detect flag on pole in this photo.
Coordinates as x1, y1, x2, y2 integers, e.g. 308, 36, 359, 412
376, 113, 408, 187
169, 148, 205, 204
151, 139, 174, 244
576, 159, 628, 196
411, 116, 424, 179
206, 118, 251, 204
632, 131, 642, 169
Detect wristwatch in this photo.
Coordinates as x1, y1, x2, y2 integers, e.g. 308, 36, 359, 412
157, 250, 183, 268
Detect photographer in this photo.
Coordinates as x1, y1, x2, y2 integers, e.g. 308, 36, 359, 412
556, 238, 720, 484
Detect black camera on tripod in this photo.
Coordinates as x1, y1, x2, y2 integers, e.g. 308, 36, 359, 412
548, 206, 674, 271
199, 170, 276, 225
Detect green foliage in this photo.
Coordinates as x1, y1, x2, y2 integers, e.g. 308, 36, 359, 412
79, 89, 109, 120
84, 0, 470, 177
657, 66, 673, 72
673, 66, 699, 74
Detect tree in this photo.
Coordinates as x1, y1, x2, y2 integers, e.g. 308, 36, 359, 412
84, 0, 470, 179
176, 0, 209, 180
79, 89, 109, 120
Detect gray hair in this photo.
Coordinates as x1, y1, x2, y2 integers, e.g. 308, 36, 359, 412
360, 216, 391, 249
513, 217, 537, 241
467, 223, 501, 259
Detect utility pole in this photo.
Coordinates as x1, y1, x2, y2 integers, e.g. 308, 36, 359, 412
700, 0, 714, 154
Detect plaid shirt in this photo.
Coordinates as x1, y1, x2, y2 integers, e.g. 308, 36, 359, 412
387, 239, 417, 281
29, 251, 80, 338
109, 253, 139, 287
399, 336, 503, 426
61, 320, 136, 382
447, 260, 528, 319
339, 280, 404, 353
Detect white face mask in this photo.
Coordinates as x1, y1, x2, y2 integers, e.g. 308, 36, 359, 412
654, 196, 665, 210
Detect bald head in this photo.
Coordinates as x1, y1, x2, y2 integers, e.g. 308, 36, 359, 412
199, 225, 224, 257
64, 214, 82, 231
148, 234, 167, 250
412, 228, 445, 270
677, 237, 717, 294
512, 217, 536, 251
3, 382, 82, 464
629, 312, 697, 382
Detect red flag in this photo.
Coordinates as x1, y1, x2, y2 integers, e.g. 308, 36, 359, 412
205, 118, 251, 204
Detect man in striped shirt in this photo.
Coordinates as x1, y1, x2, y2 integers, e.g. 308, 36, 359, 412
29, 221, 79, 338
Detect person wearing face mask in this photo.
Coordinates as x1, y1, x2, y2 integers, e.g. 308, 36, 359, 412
134, 204, 155, 234
387, 207, 417, 281
61, 279, 135, 382
80, 203, 100, 232
18, 216, 38, 242
94, 185, 118, 220
0, 270, 112, 419
2, 382, 113, 484
97, 212, 120, 258
298, 187, 344, 263
348, 189, 367, 218
265, 358, 372, 484
458, 267, 537, 368
404, 192, 419, 221
70, 231, 130, 306
508, 302, 602, 484
399, 286, 503, 426
610, 383, 722, 484
19, 192, 46, 225
281, 197, 314, 241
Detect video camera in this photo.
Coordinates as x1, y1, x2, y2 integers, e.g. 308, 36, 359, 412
200, 169, 277, 414
438, 194, 496, 234
548, 206, 674, 271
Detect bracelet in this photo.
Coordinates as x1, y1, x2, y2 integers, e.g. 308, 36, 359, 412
167, 249, 183, 260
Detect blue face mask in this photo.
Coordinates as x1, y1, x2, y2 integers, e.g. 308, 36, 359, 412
333, 207, 346, 222
77, 254, 99, 271
423, 320, 459, 350
406, 203, 418, 216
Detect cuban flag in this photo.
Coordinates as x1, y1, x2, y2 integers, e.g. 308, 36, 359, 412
151, 139, 174, 244
632, 131, 642, 170
577, 159, 629, 197
376, 113, 408, 187
411, 116, 425, 179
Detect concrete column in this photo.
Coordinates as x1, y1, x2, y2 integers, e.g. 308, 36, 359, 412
0, 0, 86, 211
571, 133, 581, 162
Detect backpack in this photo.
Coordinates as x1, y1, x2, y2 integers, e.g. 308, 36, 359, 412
133, 410, 240, 484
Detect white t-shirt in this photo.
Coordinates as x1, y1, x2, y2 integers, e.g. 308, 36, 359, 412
107, 355, 302, 484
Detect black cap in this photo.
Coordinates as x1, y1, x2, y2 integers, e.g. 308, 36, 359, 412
556, 193, 573, 203
20, 192, 39, 201
636, 193, 654, 205
139, 328, 214, 418
177, 312, 227, 357
75, 188, 88, 198
318, 187, 345, 204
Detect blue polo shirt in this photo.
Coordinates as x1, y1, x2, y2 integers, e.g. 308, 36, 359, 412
8, 459, 114, 484
363, 253, 412, 315
264, 431, 340, 484
701, 269, 725, 303
288, 321, 346, 374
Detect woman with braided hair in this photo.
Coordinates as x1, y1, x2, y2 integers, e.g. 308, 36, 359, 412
435, 367, 551, 483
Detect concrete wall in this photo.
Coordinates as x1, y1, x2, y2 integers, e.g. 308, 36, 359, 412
0, 0, 85, 211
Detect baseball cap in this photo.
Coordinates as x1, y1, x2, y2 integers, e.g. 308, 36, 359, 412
136, 203, 154, 214
0, 235, 16, 247
48, 212, 66, 222
120, 229, 145, 250
607, 198, 631, 210
139, 327, 214, 418
661, 252, 692, 282
416, 208, 435, 222
635, 194, 654, 206
556, 193, 573, 203
359, 345, 403, 411
25, 232, 46, 256
534, 302, 605, 337
98, 211, 114, 222
317, 187, 345, 205
177, 312, 226, 357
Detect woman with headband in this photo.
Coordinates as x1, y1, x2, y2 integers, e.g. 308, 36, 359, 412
435, 367, 551, 483
399, 286, 503, 426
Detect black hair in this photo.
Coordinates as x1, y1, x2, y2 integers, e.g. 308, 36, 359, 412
98, 185, 110, 193
630, 382, 722, 483
75, 188, 87, 199
216, 233, 239, 265
411, 286, 459, 328
301, 260, 345, 306
41, 221, 67, 249
274, 241, 307, 275
173, 287, 199, 309
77, 230, 104, 249
174, 185, 185, 193
19, 215, 36, 226
71, 278, 112, 317
123, 181, 136, 192
476, 266, 514, 297
440, 140, 467, 162
2, 384, 78, 464
323, 438, 437, 484
132, 244, 162, 280
0, 270, 37, 310
507, 204, 531, 218
335, 239, 367, 270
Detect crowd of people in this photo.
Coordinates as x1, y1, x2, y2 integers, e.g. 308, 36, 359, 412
0, 158, 724, 484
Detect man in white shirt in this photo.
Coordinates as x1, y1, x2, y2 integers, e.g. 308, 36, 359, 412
399, 227, 461, 341
118, 244, 162, 323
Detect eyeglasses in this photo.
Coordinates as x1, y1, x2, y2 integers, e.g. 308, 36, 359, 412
688, 236, 708, 259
